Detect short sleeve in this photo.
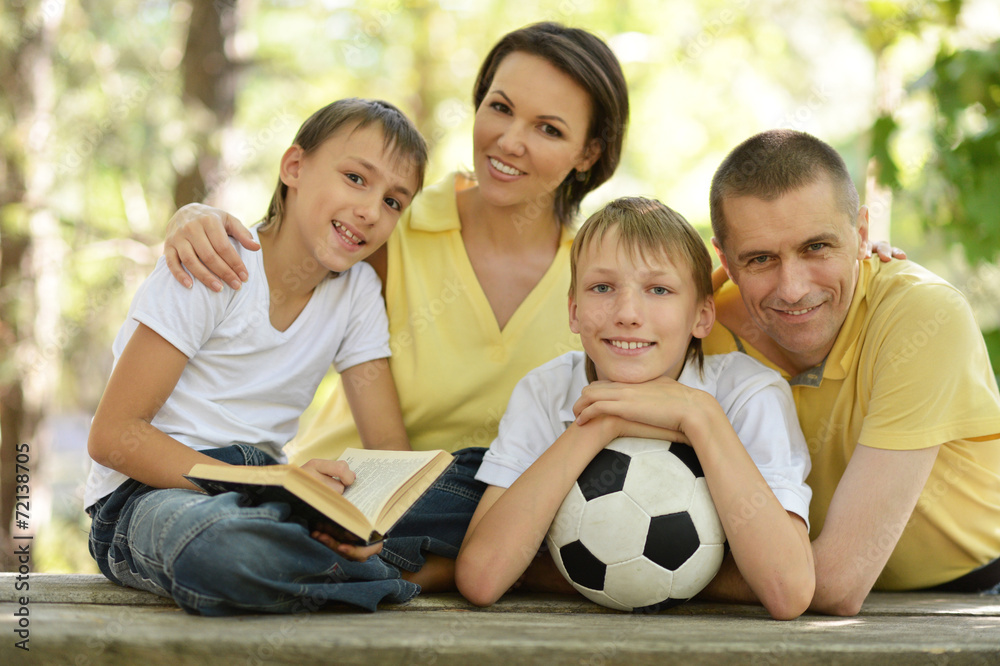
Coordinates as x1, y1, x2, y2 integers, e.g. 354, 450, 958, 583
717, 354, 813, 527
861, 282, 1000, 450
331, 263, 391, 373
128, 257, 231, 358
476, 370, 566, 488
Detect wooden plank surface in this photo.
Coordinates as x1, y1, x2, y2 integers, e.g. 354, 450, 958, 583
3, 602, 1000, 665
2, 574, 999, 665
1, 573, 174, 606
5, 574, 999, 616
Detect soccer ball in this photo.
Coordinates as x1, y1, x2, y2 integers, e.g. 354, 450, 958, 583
546, 437, 726, 611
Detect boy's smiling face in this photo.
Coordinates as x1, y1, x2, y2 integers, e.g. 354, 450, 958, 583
280, 123, 419, 274
569, 229, 714, 384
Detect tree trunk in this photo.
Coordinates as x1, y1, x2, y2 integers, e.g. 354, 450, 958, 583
172, 0, 240, 208
0, 1, 63, 571
865, 52, 899, 244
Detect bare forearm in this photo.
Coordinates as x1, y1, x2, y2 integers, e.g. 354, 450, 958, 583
809, 534, 872, 615
88, 324, 227, 491
342, 359, 412, 451
458, 423, 607, 605
89, 418, 226, 491
685, 397, 815, 619
697, 554, 758, 605
809, 518, 890, 615
807, 445, 940, 616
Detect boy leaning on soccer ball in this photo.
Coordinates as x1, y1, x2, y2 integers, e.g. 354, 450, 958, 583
455, 197, 816, 620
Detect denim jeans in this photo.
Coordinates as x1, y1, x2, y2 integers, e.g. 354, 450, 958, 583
87, 444, 417, 615
379, 447, 487, 572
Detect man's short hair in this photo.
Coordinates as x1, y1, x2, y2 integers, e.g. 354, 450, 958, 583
709, 129, 860, 249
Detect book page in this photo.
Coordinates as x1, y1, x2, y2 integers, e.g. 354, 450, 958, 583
338, 450, 437, 522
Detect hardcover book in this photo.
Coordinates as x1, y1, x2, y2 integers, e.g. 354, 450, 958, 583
185, 448, 452, 545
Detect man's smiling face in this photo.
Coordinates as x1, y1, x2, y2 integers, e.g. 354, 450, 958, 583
716, 175, 869, 371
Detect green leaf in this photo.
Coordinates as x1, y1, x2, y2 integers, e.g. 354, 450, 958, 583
870, 114, 901, 189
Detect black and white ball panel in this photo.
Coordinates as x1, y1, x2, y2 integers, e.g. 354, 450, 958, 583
546, 437, 726, 611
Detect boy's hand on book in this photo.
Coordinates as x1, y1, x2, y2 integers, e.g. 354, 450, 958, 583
299, 458, 356, 494
299, 459, 385, 561
310, 529, 384, 561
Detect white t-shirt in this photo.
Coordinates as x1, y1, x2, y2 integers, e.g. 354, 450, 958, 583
84, 228, 390, 508
476, 351, 813, 526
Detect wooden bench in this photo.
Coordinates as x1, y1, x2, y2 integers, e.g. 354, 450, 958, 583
2, 573, 999, 664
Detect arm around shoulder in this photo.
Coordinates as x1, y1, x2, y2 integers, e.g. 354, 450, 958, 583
164, 203, 257, 291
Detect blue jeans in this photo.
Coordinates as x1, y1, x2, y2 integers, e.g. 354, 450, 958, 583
87, 444, 417, 615
380, 447, 487, 572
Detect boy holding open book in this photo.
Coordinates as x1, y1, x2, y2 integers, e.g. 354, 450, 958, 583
84, 99, 430, 614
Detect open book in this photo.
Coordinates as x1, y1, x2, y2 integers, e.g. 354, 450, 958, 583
184, 448, 453, 546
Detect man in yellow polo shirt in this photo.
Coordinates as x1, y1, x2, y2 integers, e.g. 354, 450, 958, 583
703, 129, 1000, 616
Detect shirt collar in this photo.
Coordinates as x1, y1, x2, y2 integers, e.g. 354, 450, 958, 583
558, 355, 592, 425
407, 173, 471, 233
788, 359, 826, 387
408, 173, 576, 250
711, 259, 873, 385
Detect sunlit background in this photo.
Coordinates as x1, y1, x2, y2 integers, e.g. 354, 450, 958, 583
2, 0, 999, 572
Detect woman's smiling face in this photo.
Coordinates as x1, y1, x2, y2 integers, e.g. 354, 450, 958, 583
471, 51, 599, 217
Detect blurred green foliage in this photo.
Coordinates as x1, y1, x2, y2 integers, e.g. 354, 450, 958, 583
872, 40, 1000, 265
869, 32, 1000, 373
923, 43, 1000, 263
